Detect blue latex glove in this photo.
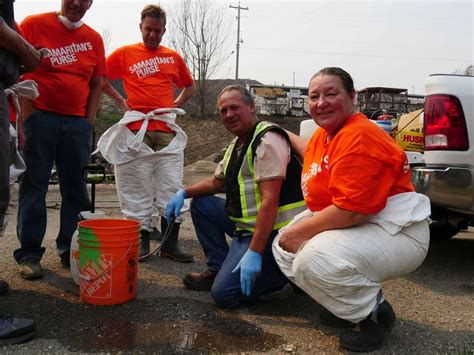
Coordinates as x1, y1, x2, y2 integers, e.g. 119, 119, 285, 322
166, 189, 187, 223
232, 249, 262, 296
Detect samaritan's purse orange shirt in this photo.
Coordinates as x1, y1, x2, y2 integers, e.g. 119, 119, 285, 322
21, 12, 106, 117
302, 113, 414, 214
106, 43, 194, 131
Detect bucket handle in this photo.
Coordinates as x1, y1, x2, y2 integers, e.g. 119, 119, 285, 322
80, 240, 136, 283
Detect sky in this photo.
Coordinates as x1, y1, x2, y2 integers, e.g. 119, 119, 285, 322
13, 0, 473, 95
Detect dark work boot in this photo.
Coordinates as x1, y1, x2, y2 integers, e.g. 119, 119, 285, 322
378, 300, 396, 332
150, 227, 162, 241
339, 304, 392, 352
289, 281, 304, 294
0, 279, 9, 296
183, 269, 218, 291
322, 300, 396, 331
319, 308, 356, 329
339, 317, 386, 352
138, 230, 151, 262
159, 217, 194, 263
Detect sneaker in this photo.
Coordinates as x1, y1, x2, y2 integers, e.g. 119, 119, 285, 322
183, 269, 218, 291
0, 279, 9, 296
20, 260, 43, 280
0, 315, 36, 345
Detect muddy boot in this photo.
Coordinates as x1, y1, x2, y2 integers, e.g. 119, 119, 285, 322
138, 230, 151, 262
159, 217, 194, 263
183, 269, 218, 291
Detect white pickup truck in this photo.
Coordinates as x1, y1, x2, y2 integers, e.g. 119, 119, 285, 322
411, 74, 474, 240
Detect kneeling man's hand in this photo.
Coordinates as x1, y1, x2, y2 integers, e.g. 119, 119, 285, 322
166, 189, 187, 223
232, 249, 262, 296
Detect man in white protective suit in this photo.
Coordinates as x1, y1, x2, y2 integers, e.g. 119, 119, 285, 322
99, 4, 195, 262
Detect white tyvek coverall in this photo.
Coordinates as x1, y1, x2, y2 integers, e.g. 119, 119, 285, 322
5, 80, 39, 184
96, 108, 188, 231
272, 192, 430, 323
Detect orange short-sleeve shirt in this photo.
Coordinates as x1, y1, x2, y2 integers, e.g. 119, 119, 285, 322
301, 113, 414, 214
20, 12, 106, 117
106, 43, 194, 131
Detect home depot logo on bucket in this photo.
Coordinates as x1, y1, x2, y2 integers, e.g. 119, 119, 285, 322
81, 253, 113, 298
78, 219, 140, 306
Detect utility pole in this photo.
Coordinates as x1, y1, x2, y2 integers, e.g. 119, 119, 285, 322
229, 1, 248, 82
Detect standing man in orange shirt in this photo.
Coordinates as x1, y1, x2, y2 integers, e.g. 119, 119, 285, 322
15, 0, 106, 280
101, 4, 195, 262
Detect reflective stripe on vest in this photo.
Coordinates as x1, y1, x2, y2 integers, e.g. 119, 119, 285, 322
224, 121, 306, 232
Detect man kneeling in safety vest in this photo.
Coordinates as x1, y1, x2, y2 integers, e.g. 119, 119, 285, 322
166, 85, 306, 308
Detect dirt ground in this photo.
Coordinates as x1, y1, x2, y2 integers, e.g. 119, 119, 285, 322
0, 116, 473, 353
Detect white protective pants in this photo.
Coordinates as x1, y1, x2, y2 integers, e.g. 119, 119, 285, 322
5, 80, 39, 184
114, 142, 185, 231
96, 109, 188, 231
272, 192, 430, 323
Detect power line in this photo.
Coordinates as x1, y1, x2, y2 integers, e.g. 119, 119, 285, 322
241, 46, 471, 63
229, 1, 248, 81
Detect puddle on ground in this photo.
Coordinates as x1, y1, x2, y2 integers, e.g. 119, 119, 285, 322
66, 318, 284, 352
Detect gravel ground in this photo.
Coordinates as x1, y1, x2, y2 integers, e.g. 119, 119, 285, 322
0, 182, 472, 353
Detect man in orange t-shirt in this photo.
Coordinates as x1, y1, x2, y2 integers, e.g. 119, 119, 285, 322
102, 4, 195, 262
14, 0, 106, 280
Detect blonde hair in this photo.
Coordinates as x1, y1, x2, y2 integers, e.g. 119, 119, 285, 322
141, 4, 166, 25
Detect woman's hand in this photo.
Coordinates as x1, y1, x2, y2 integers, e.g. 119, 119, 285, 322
278, 205, 370, 254
278, 224, 313, 254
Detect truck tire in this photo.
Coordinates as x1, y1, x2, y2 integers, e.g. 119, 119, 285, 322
429, 220, 461, 241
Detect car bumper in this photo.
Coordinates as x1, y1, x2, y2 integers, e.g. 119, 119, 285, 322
411, 166, 474, 212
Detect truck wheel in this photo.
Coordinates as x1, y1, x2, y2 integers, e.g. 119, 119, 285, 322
429, 220, 461, 241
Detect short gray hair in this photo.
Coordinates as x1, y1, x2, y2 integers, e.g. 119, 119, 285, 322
217, 85, 254, 106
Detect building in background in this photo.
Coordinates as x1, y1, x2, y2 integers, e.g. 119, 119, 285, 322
247, 84, 309, 117
356, 87, 424, 119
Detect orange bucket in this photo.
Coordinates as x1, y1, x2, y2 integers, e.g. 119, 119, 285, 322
78, 219, 140, 305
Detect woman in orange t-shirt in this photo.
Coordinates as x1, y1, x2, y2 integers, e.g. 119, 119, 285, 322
272, 67, 430, 352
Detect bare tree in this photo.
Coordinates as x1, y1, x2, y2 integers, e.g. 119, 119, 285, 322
167, 0, 232, 116
453, 64, 474, 76
102, 28, 112, 55
463, 64, 474, 76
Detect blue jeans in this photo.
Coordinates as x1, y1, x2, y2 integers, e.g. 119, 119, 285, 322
190, 195, 287, 309
14, 110, 92, 263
